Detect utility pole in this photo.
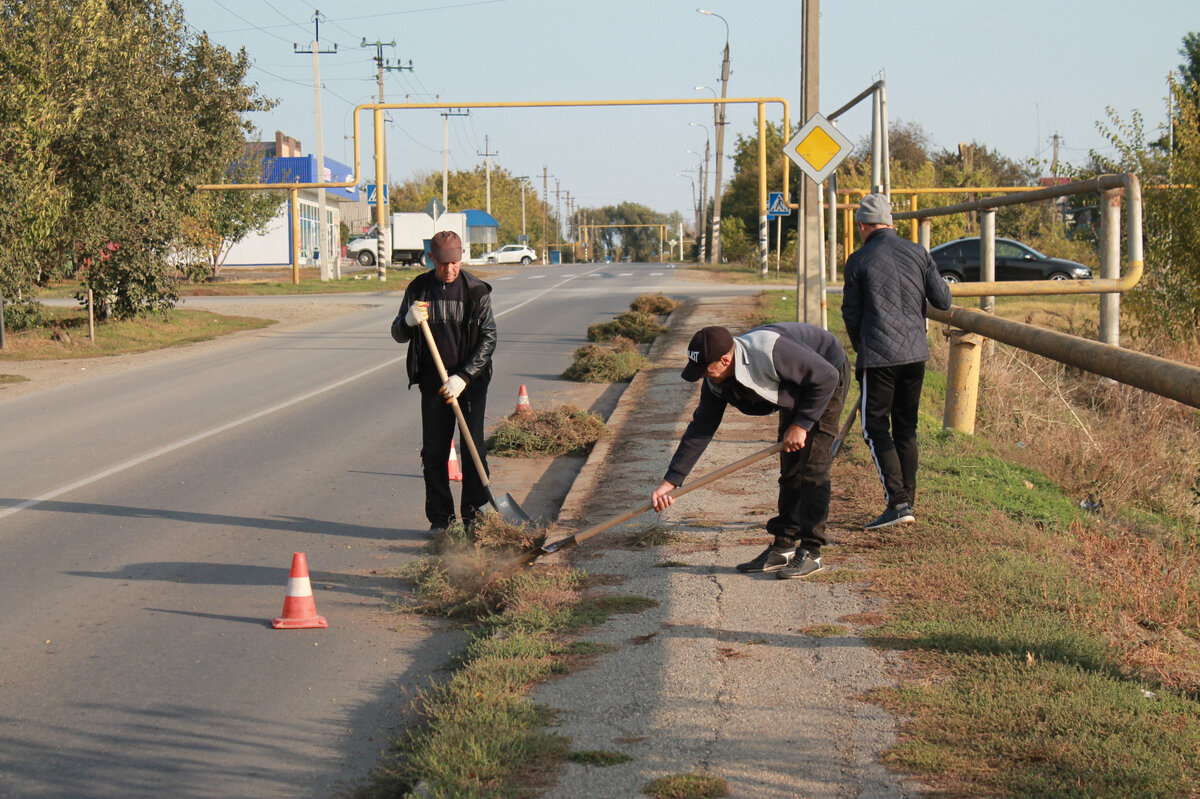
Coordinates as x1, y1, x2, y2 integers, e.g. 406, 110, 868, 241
554, 180, 562, 252
699, 10, 731, 265
478, 135, 499, 214
295, 11, 338, 281
362, 38, 410, 281
541, 166, 553, 263
441, 107, 469, 209
796, 0, 822, 322
514, 176, 529, 239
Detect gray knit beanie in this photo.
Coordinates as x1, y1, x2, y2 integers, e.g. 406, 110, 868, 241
855, 193, 893, 225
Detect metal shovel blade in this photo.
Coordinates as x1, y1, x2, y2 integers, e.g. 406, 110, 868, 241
483, 491, 532, 525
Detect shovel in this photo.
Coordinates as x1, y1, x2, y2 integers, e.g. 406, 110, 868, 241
831, 395, 860, 459
417, 318, 531, 524
519, 441, 786, 566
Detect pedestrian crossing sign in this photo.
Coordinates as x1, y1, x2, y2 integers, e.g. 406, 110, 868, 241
767, 192, 790, 219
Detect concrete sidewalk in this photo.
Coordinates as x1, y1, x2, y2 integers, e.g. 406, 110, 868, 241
531, 296, 924, 799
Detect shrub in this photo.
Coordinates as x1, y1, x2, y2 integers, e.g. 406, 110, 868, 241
1, 298, 47, 332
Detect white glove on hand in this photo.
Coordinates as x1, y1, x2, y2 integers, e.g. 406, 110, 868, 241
405, 300, 429, 327
440, 375, 467, 402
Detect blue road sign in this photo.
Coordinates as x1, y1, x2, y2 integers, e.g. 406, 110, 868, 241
367, 183, 388, 205
767, 192, 791, 220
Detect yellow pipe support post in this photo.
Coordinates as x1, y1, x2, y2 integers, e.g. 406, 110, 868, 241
943, 328, 984, 434
373, 106, 388, 282
908, 194, 918, 242
289, 188, 300, 285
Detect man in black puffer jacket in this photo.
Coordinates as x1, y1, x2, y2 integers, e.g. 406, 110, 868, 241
391, 230, 497, 532
842, 193, 952, 531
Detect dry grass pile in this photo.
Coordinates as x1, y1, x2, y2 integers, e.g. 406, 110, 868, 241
562, 336, 647, 383
587, 310, 666, 343
489, 404, 607, 457
630, 292, 679, 315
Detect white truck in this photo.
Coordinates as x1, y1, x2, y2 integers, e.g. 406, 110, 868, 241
347, 212, 469, 267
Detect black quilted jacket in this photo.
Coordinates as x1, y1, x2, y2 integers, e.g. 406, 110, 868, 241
841, 228, 952, 369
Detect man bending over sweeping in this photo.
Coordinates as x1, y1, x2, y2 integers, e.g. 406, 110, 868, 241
650, 323, 849, 579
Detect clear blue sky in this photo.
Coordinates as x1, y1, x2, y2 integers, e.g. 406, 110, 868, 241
180, 0, 1191, 218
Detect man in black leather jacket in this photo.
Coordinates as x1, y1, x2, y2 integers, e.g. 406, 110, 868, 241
842, 193, 952, 531
391, 230, 498, 531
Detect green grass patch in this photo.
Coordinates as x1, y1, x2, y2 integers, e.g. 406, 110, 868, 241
630, 292, 679, 315
0, 373, 30, 385
643, 773, 728, 798
0, 307, 271, 361
801, 624, 848, 638
489, 405, 607, 457
569, 749, 633, 766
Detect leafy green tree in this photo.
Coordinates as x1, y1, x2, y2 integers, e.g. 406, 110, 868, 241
0, 0, 273, 321
1092, 79, 1200, 339
181, 155, 284, 281
578, 202, 669, 261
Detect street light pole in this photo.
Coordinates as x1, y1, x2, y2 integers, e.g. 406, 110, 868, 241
697, 9, 729, 265
688, 122, 710, 262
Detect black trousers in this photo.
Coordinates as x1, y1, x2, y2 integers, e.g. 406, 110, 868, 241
418, 376, 490, 528
860, 361, 925, 510
767, 359, 850, 555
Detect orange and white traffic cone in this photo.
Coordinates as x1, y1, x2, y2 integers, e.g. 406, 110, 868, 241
271, 552, 328, 630
515, 384, 532, 415
447, 439, 463, 482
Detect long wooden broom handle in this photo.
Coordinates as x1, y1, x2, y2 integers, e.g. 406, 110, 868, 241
566, 441, 786, 548
417, 317, 492, 487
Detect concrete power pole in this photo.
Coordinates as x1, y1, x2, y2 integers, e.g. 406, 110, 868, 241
362, 38, 410, 282
799, 0, 822, 323
478, 135, 499, 214
441, 108, 469, 209
295, 11, 338, 281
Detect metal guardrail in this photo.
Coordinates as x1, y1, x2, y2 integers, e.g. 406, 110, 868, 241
878, 172, 1200, 430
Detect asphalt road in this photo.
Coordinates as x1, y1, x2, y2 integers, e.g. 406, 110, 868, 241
0, 263, 756, 798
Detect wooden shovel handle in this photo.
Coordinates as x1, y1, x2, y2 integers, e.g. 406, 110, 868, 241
417, 318, 491, 487
565, 441, 786, 549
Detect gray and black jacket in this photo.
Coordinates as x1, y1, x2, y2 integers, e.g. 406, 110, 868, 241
391, 269, 496, 388
664, 323, 845, 485
841, 228, 952, 369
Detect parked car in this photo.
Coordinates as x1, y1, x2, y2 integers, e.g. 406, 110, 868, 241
929, 237, 1092, 283
482, 244, 536, 265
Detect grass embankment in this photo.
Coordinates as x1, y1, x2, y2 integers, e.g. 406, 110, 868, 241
32, 267, 423, 300
0, 307, 272, 361
757, 289, 1200, 796
352, 520, 658, 798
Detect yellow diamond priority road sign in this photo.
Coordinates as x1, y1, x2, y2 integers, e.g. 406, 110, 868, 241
783, 113, 853, 183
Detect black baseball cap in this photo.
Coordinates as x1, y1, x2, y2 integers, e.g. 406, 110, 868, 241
681, 326, 734, 382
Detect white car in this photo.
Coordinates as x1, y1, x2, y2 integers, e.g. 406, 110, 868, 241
483, 244, 537, 265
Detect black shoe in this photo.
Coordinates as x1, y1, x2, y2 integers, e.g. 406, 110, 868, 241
735, 545, 795, 573
863, 504, 915, 531
776, 550, 823, 580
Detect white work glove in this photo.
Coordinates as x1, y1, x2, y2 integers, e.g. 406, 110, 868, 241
405, 300, 429, 327
440, 375, 467, 403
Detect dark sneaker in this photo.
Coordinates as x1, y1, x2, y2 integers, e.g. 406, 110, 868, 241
735, 545, 795, 573
863, 504, 915, 531
776, 550, 823, 580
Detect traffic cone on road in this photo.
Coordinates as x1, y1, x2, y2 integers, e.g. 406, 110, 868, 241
447, 439, 463, 482
515, 384, 532, 415
271, 552, 328, 630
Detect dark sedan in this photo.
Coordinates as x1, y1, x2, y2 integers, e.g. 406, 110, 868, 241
929, 237, 1092, 283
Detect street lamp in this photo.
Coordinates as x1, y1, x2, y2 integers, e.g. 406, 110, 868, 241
676, 172, 698, 261
688, 122, 711, 262
694, 8, 729, 265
